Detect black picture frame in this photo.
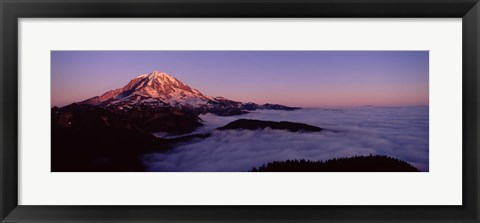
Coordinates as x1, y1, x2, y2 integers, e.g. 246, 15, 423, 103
1, 0, 479, 222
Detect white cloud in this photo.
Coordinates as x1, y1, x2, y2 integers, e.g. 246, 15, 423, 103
143, 106, 429, 172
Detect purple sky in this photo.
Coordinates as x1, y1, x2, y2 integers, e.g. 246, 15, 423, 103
51, 51, 429, 108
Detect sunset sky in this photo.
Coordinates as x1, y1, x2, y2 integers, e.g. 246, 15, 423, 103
51, 51, 428, 107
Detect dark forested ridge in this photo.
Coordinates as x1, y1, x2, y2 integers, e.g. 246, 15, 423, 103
218, 119, 324, 132
250, 155, 419, 172
51, 104, 172, 171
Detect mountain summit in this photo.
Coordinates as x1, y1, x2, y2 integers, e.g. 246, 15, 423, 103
82, 71, 300, 116
83, 71, 211, 107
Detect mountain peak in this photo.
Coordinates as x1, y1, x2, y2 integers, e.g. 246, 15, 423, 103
149, 70, 171, 77
80, 70, 301, 115
136, 71, 174, 79
148, 71, 180, 84
85, 71, 210, 107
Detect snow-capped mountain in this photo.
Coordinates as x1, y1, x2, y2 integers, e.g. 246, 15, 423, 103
82, 71, 300, 116
83, 71, 211, 108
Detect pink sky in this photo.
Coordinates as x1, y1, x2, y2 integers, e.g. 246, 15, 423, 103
51, 51, 429, 108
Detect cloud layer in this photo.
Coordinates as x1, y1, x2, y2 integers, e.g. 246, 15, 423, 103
143, 106, 429, 172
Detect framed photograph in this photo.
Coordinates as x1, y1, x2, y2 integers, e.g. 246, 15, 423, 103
1, 0, 479, 222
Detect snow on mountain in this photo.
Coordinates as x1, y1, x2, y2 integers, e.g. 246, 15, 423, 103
81, 71, 300, 115
83, 71, 211, 108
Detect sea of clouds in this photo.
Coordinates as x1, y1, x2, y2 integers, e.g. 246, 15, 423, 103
143, 106, 429, 172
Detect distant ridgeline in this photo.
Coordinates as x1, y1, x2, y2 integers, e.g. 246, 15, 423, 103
217, 119, 324, 132
250, 155, 419, 172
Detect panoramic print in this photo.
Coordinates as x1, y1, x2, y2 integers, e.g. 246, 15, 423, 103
51, 51, 429, 172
